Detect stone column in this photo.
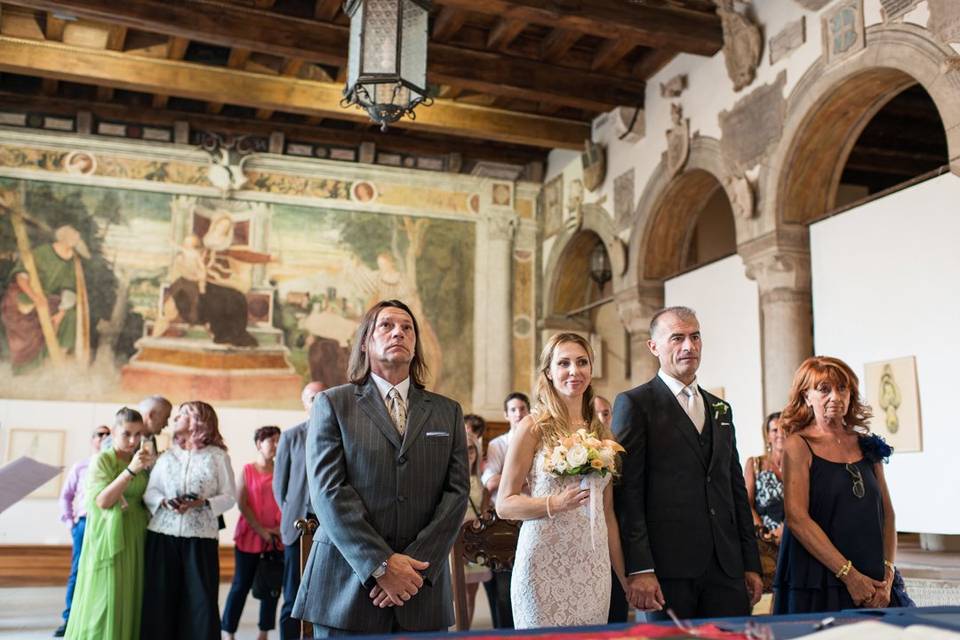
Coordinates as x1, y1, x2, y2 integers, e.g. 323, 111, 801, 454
472, 211, 518, 416
741, 229, 813, 416
614, 281, 664, 387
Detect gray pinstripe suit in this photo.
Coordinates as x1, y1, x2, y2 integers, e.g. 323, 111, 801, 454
291, 378, 469, 633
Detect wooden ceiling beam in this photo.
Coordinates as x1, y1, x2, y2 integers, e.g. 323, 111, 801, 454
631, 48, 675, 79
97, 23, 128, 101
431, 6, 466, 43
591, 38, 635, 73
41, 12, 66, 95
431, 0, 721, 56
207, 47, 251, 115
2, 0, 643, 111
256, 57, 305, 120
152, 35, 188, 109
314, 0, 341, 21
540, 28, 580, 61
486, 17, 526, 51
0, 36, 588, 148
0, 90, 549, 165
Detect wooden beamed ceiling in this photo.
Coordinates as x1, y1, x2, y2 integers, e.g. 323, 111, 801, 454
0, 0, 722, 171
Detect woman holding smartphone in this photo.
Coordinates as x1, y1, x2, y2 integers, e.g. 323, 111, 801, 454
141, 401, 236, 640
66, 408, 155, 640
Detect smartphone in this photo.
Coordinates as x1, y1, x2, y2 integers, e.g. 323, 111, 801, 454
180, 492, 199, 501
139, 438, 156, 456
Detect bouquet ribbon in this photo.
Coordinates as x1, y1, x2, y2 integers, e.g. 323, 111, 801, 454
580, 475, 599, 550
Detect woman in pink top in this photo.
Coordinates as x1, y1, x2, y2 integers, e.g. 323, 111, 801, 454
221, 426, 282, 640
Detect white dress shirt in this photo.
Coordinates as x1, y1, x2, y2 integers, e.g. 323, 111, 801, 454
370, 371, 411, 408
658, 369, 705, 433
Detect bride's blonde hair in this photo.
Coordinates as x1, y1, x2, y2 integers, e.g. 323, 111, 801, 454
532, 332, 612, 448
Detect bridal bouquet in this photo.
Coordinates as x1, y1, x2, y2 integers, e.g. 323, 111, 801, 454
542, 428, 625, 477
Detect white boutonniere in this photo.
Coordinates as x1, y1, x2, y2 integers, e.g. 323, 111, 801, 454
712, 401, 729, 423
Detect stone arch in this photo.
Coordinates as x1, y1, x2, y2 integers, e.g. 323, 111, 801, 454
763, 23, 960, 227
625, 136, 743, 288
543, 202, 625, 320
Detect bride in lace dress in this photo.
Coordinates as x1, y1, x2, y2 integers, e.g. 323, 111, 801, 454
497, 333, 627, 629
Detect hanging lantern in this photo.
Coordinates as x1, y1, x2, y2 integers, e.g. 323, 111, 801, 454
341, 0, 433, 131
589, 241, 612, 290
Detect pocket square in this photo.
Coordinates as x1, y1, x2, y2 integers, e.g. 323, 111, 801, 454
425, 431, 450, 438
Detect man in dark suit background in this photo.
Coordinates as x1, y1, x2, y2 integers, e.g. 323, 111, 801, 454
274, 380, 325, 640
293, 299, 468, 635
613, 306, 761, 619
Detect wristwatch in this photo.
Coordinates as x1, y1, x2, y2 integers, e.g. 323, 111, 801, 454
372, 560, 388, 580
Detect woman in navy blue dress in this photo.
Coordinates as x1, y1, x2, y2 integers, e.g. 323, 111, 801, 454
774, 356, 897, 614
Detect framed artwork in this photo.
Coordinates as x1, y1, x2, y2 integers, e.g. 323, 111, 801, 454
5, 429, 66, 498
864, 356, 922, 452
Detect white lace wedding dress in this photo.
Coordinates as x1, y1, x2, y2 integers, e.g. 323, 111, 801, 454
511, 450, 612, 629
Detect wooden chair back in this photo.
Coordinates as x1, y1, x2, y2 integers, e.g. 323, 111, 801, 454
294, 517, 318, 640
450, 509, 520, 631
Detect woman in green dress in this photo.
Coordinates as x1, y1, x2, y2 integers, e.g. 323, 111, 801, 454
65, 407, 156, 640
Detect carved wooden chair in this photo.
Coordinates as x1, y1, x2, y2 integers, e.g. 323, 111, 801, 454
294, 517, 319, 640
450, 509, 521, 631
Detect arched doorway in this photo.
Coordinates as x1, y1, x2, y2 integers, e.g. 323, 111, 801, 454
771, 25, 960, 226
643, 169, 737, 280
836, 83, 948, 206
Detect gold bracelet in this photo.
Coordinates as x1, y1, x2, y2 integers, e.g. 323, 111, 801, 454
835, 559, 852, 579
884, 560, 895, 572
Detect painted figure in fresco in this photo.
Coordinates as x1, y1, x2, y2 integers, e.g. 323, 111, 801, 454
153, 213, 260, 347
1, 225, 91, 373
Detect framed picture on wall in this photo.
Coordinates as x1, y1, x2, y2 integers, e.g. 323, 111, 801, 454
864, 356, 922, 452
5, 429, 66, 498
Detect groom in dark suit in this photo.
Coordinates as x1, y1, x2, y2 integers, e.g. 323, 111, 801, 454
613, 306, 761, 619
292, 299, 468, 635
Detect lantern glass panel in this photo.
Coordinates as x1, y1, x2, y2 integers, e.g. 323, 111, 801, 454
347, 1, 363, 88
362, 0, 400, 75
399, 0, 428, 92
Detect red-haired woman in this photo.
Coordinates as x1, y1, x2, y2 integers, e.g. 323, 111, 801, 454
774, 356, 898, 614
141, 401, 236, 640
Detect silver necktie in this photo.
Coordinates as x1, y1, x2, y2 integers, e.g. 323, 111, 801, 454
388, 387, 406, 436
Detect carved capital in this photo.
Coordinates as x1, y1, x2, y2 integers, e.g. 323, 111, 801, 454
743, 249, 811, 296
614, 283, 665, 336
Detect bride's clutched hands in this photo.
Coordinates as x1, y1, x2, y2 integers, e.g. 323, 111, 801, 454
548, 487, 590, 515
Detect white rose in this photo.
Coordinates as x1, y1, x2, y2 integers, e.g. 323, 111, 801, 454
566, 443, 588, 467
550, 447, 568, 473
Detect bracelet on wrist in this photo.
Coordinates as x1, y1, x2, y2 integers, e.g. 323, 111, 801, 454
884, 560, 895, 572
124, 467, 137, 477
545, 496, 555, 519
835, 559, 852, 579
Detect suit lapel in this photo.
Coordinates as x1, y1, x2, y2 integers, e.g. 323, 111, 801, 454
653, 377, 707, 469
400, 385, 433, 456
356, 380, 403, 450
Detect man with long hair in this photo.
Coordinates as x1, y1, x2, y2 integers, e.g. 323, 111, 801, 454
613, 306, 761, 620
292, 299, 468, 635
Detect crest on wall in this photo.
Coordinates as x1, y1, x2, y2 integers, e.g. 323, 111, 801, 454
717, 0, 763, 92
581, 140, 606, 192
823, 0, 866, 65
198, 132, 255, 194
665, 103, 690, 179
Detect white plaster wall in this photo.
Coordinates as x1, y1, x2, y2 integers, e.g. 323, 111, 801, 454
0, 399, 303, 544
546, 0, 939, 240
810, 173, 960, 535
664, 255, 765, 461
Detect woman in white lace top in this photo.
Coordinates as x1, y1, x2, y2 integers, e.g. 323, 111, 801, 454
141, 401, 236, 640
497, 333, 627, 629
